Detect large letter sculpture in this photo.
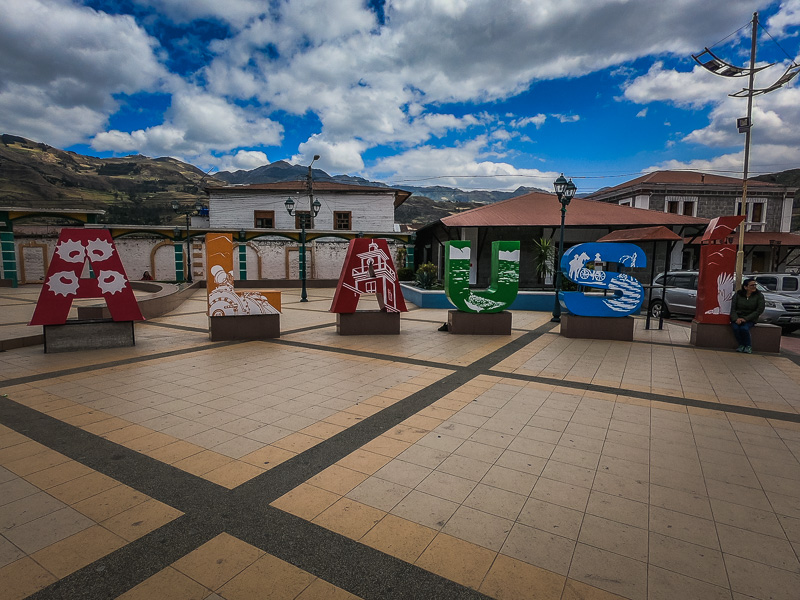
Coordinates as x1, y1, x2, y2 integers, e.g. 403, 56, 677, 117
444, 240, 520, 313
695, 216, 746, 325
206, 233, 280, 315
331, 239, 407, 313
559, 243, 645, 317
30, 229, 143, 325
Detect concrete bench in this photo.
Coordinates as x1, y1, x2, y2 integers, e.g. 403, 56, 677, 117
690, 321, 781, 353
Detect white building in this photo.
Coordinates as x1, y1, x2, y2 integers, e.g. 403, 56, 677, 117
206, 181, 409, 234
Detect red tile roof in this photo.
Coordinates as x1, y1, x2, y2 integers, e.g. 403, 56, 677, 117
587, 170, 788, 200
440, 191, 708, 228
596, 226, 683, 242
206, 181, 411, 207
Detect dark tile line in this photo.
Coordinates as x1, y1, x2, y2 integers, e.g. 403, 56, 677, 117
0, 295, 39, 304
140, 320, 210, 334
1, 328, 545, 599
0, 340, 244, 389
485, 369, 800, 423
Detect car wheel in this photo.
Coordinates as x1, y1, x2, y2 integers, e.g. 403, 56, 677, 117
648, 300, 669, 319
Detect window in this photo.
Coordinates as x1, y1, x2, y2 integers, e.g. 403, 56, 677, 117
682, 201, 696, 216
755, 276, 778, 291
334, 211, 352, 230
254, 210, 274, 228
666, 274, 696, 290
667, 201, 679, 214
735, 198, 767, 231
783, 277, 798, 291
295, 211, 313, 229
664, 196, 698, 216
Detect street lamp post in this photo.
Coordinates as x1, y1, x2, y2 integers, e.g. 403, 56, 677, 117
285, 155, 321, 302
551, 174, 577, 322
171, 199, 204, 283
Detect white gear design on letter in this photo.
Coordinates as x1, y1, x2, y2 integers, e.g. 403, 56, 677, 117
86, 238, 114, 262
97, 270, 128, 295
55, 240, 85, 263
47, 271, 80, 296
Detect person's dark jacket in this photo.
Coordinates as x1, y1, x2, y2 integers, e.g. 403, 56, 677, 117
730, 290, 765, 323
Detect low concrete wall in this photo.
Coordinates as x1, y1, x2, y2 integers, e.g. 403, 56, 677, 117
77, 281, 204, 320
400, 285, 555, 311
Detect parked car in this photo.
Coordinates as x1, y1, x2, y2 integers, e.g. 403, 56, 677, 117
647, 271, 800, 334
746, 273, 800, 300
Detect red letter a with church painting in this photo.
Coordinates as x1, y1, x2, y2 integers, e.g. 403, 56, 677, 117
331, 239, 407, 313
30, 229, 144, 325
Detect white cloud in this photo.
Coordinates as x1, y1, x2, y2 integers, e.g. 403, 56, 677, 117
367, 138, 560, 191
552, 114, 580, 123
512, 114, 547, 128
767, 0, 800, 37
229, 150, 270, 171
636, 108, 648, 118
623, 62, 735, 108
292, 136, 369, 174
0, 0, 168, 145
91, 90, 283, 162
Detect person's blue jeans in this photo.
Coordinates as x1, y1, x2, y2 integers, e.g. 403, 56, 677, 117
731, 320, 755, 347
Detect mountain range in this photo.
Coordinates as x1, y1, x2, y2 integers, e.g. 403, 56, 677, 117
2, 134, 798, 228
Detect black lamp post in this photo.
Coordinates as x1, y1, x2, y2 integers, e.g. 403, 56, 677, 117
551, 174, 577, 322
171, 199, 205, 283
285, 155, 321, 302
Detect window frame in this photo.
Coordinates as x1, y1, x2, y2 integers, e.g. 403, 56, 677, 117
295, 211, 313, 230
333, 211, 352, 231
253, 210, 275, 229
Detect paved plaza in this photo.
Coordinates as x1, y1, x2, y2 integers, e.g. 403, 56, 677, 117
2, 286, 800, 600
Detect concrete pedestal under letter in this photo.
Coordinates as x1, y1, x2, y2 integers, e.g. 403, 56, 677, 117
209, 314, 281, 341
691, 321, 781, 353
336, 311, 401, 335
447, 310, 512, 335
44, 320, 135, 353
560, 314, 634, 341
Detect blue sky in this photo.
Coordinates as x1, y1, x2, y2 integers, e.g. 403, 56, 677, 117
1, 0, 799, 193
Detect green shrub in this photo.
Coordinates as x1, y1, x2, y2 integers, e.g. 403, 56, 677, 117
415, 262, 438, 289
397, 267, 415, 281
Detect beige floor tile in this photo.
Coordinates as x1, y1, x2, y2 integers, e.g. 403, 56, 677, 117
568, 542, 647, 600
532, 477, 591, 512
495, 449, 547, 476
30, 525, 126, 578
649, 483, 713, 519
22, 460, 94, 490
294, 578, 360, 600
239, 445, 296, 470
217, 552, 316, 600
345, 476, 411, 512
441, 505, 513, 552
145, 441, 205, 465
648, 532, 728, 588
577, 514, 648, 562
724, 553, 800, 600
312, 498, 386, 540
117, 566, 210, 600
203, 461, 264, 488
46, 471, 120, 505
716, 523, 799, 573
359, 436, 412, 458
373, 459, 432, 488
649, 506, 720, 549
336, 449, 393, 475
396, 444, 450, 469
0, 490, 67, 531
72, 484, 147, 522
480, 464, 537, 496
270, 483, 340, 521
172, 533, 264, 591
359, 513, 437, 563
415, 532, 496, 590
4, 449, 71, 477
648, 565, 731, 600
464, 483, 526, 521
100, 498, 182, 541
4, 506, 93, 554
540, 460, 595, 489
308, 465, 369, 496
0, 557, 58, 600
171, 450, 233, 477
480, 554, 565, 600
517, 497, 584, 540
501, 522, 576, 576
561, 578, 629, 600
390, 489, 459, 530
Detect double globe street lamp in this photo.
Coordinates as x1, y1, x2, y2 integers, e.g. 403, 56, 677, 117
551, 174, 577, 322
171, 199, 205, 283
285, 155, 321, 302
